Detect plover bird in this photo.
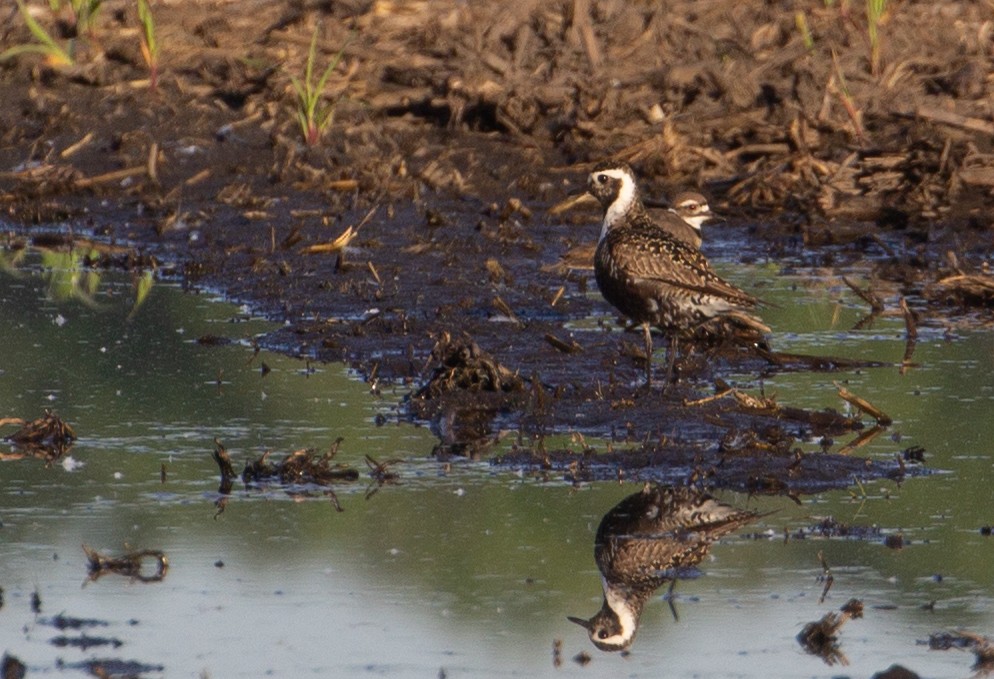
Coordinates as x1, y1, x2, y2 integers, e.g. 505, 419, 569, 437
587, 162, 768, 386
667, 190, 714, 249
568, 483, 761, 652
548, 188, 713, 274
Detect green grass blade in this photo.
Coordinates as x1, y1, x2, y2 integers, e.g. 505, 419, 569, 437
12, 0, 74, 66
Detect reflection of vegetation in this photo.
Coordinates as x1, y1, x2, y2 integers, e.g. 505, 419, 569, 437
1, 242, 155, 316
130, 268, 155, 318
40, 246, 102, 306
0, 246, 28, 274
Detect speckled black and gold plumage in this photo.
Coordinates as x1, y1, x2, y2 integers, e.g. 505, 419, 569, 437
568, 484, 761, 652
587, 162, 768, 384
594, 485, 758, 589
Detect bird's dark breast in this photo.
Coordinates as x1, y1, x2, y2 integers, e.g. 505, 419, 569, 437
594, 232, 709, 330
592, 486, 754, 587
596, 535, 711, 588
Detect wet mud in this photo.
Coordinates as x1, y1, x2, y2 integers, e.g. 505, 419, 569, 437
4, 1, 994, 492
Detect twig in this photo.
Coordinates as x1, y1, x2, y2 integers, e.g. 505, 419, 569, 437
915, 105, 994, 135
544, 333, 583, 354
299, 225, 356, 255
818, 550, 834, 603
74, 166, 148, 188
493, 295, 523, 327
899, 297, 917, 373
842, 276, 884, 313
837, 424, 886, 455
834, 382, 892, 426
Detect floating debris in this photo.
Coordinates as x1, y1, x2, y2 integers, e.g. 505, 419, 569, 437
241, 439, 359, 486
364, 454, 402, 500
211, 437, 238, 510
74, 659, 165, 678
834, 382, 893, 427
929, 273, 994, 307
82, 545, 168, 584
870, 664, 921, 679
1, 654, 26, 679
211, 438, 366, 513
816, 550, 835, 603
50, 633, 122, 650
44, 614, 109, 631
797, 598, 864, 666
792, 517, 885, 542
0, 410, 76, 462
928, 630, 994, 670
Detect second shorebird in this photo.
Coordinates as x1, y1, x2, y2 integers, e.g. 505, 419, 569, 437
587, 162, 768, 386
667, 190, 714, 249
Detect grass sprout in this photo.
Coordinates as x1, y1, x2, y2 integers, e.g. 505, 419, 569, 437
137, 0, 159, 91
47, 0, 102, 35
795, 11, 815, 52
289, 25, 352, 147
830, 48, 866, 144
866, 0, 887, 76
1, 0, 74, 67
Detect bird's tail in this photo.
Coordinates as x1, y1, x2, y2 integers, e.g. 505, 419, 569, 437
725, 310, 771, 336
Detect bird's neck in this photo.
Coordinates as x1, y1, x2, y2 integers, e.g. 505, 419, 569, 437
603, 579, 646, 641
599, 188, 645, 244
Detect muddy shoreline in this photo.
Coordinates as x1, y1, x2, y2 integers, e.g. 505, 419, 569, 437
4, 1, 994, 489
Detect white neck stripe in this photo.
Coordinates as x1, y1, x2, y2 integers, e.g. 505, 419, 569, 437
599, 169, 636, 243
603, 579, 637, 645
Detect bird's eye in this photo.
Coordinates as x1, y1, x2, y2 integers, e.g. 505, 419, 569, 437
598, 630, 610, 639
597, 174, 608, 184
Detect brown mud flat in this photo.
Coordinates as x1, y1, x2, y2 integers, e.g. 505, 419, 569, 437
3, 1, 993, 491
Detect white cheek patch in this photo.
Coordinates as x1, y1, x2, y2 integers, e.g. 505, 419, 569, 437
677, 210, 707, 232
598, 169, 636, 243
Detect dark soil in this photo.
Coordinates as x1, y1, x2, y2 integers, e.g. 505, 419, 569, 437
3, 1, 992, 491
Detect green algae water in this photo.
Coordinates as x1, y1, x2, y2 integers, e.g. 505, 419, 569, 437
2, 252, 994, 678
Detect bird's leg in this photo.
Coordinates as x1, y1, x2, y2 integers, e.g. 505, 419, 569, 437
663, 336, 680, 386
665, 579, 680, 622
642, 322, 653, 389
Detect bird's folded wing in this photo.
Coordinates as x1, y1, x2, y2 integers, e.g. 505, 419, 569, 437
609, 237, 759, 308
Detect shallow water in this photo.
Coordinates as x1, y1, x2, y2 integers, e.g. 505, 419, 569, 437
2, 252, 994, 678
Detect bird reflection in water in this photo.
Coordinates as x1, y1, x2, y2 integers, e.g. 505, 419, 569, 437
568, 483, 762, 652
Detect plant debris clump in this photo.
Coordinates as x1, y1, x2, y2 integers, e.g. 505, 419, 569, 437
0, 410, 76, 462
82, 544, 168, 584
798, 599, 864, 666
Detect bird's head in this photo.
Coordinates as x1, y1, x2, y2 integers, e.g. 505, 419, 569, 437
587, 163, 640, 237
671, 191, 715, 232
567, 586, 641, 652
